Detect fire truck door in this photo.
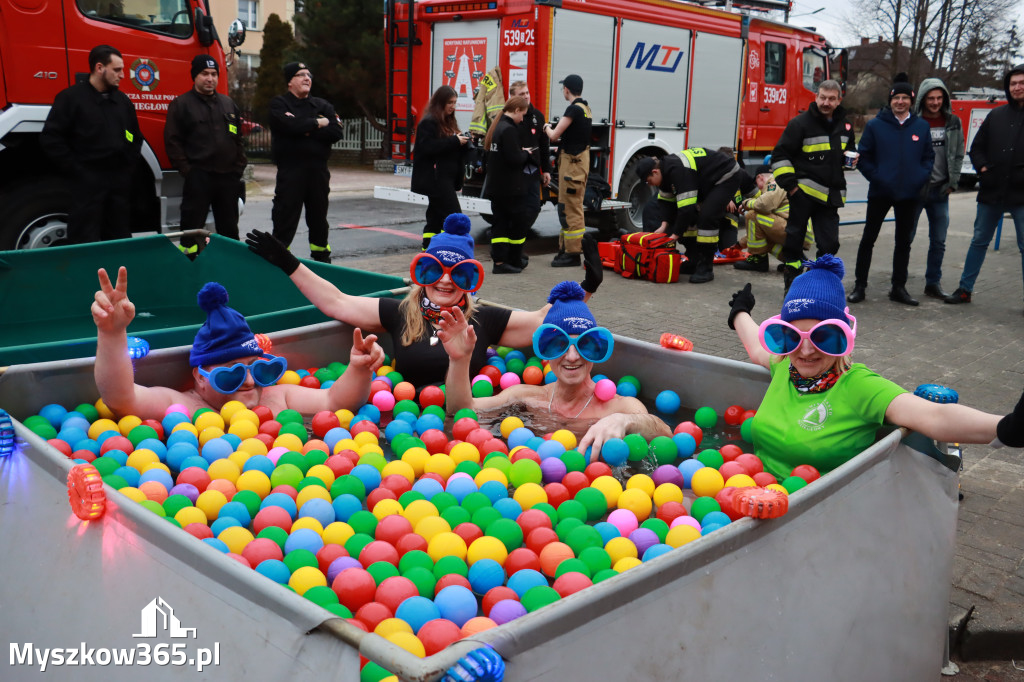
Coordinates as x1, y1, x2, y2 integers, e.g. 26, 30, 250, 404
753, 38, 791, 144
432, 20, 500, 133
0, 0, 70, 104
548, 9, 614, 125
615, 21, 691, 129
688, 32, 743, 150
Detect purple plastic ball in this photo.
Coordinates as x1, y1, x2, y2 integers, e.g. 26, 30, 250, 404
652, 465, 684, 488
169, 483, 200, 503
326, 556, 362, 584
628, 528, 660, 557
489, 599, 527, 625
540, 457, 568, 484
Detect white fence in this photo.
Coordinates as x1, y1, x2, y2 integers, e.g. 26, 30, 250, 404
331, 117, 385, 151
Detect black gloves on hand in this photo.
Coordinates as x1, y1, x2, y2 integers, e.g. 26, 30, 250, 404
581, 233, 604, 294
997, 389, 1024, 448
728, 283, 755, 330
245, 230, 300, 276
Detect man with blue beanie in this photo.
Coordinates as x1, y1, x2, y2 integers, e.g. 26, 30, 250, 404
91, 267, 383, 419
436, 280, 671, 461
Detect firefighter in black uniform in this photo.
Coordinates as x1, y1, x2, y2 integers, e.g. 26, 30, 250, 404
269, 62, 344, 263
165, 55, 247, 250
509, 80, 551, 268
636, 148, 742, 283
41, 44, 141, 244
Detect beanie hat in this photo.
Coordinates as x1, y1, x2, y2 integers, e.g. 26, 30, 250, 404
283, 61, 308, 83
189, 283, 262, 367
754, 164, 771, 177
426, 213, 475, 265
889, 72, 915, 103
635, 157, 658, 182
191, 54, 218, 80
543, 281, 597, 334
781, 254, 849, 324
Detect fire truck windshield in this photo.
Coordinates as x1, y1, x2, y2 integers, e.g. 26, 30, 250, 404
77, 0, 193, 38
802, 48, 827, 91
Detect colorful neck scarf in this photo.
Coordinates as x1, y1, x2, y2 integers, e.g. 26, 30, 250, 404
789, 363, 841, 394
419, 295, 468, 326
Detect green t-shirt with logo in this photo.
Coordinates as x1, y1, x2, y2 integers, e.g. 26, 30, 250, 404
751, 359, 907, 479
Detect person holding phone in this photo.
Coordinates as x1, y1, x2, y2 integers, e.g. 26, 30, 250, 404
483, 97, 531, 274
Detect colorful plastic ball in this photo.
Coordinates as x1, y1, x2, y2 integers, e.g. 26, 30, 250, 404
617, 488, 653, 520
690, 467, 725, 498
594, 378, 617, 402
689, 496, 721, 523
752, 471, 778, 487
460, 616, 497, 638
740, 417, 754, 443
694, 406, 718, 430
505, 568, 548, 598
673, 421, 703, 446
255, 559, 291, 584
507, 427, 535, 450
471, 380, 494, 398
433, 585, 477, 627
655, 390, 681, 415
696, 449, 725, 470
289, 565, 328, 596
790, 464, 820, 483
393, 596, 440, 635
332, 567, 378, 611
627, 528, 659, 557
600, 438, 629, 467
782, 475, 809, 494
723, 404, 746, 426
537, 541, 574, 578
427, 532, 467, 562
615, 381, 637, 398
417, 618, 462, 656
489, 599, 527, 626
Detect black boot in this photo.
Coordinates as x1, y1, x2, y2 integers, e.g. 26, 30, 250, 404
689, 244, 715, 283
846, 285, 866, 303
310, 248, 332, 264
734, 253, 769, 272
888, 285, 919, 306
782, 263, 803, 294
508, 244, 526, 272
551, 251, 581, 267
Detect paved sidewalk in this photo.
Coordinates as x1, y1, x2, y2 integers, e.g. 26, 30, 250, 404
245, 162, 409, 201
257, 164, 1024, 664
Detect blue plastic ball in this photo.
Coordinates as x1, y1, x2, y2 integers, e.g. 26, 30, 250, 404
56, 427, 88, 448
492, 497, 522, 520
434, 585, 477, 627
94, 430, 122, 446
411, 478, 444, 500
138, 469, 174, 490
394, 411, 418, 426
593, 521, 621, 545
507, 427, 535, 450
357, 404, 382, 424
506, 568, 547, 598
415, 414, 445, 435
103, 449, 129, 466
536, 440, 567, 460
468, 559, 506, 596
261, 492, 298, 519
72, 439, 100, 455
642, 543, 674, 562
242, 454, 275, 476
445, 477, 478, 503
39, 404, 68, 429
350, 464, 382, 493
202, 538, 230, 553
601, 438, 630, 467
285, 528, 325, 555
255, 559, 291, 583
201, 438, 234, 464
700, 511, 731, 529
677, 458, 704, 488
544, 372, 558, 385
136, 438, 168, 460
221, 433, 241, 449
525, 436, 546, 451
701, 523, 725, 536
480, 481, 510, 503
218, 500, 252, 527
384, 420, 414, 442
395, 596, 440, 633
211, 516, 242, 536
114, 466, 141, 487
616, 382, 638, 398
161, 411, 190, 436
299, 498, 336, 528
592, 374, 608, 383
166, 430, 199, 448
655, 390, 681, 415
331, 494, 363, 522
672, 433, 697, 459
179, 456, 209, 472
61, 416, 91, 433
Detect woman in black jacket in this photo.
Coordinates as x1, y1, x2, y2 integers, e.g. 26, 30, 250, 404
482, 96, 530, 274
411, 86, 469, 249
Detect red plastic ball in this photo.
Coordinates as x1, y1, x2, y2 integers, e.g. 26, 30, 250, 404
375, 576, 419, 613
71, 449, 97, 463
227, 552, 251, 568
270, 484, 298, 500
718, 461, 747, 481
719, 444, 743, 462
316, 544, 349, 574
176, 466, 211, 493
453, 522, 484, 547
48, 439, 73, 457
516, 509, 553, 536
584, 462, 613, 482
253, 506, 293, 533
419, 385, 446, 408
741, 410, 757, 422
100, 435, 134, 456
419, 472, 446, 487
255, 433, 275, 449
790, 464, 820, 484
503, 547, 541, 576
543, 482, 570, 508
346, 618, 369, 633
333, 568, 378, 611
141, 419, 165, 440
752, 471, 778, 487
258, 420, 283, 438
395, 532, 428, 556
359, 540, 400, 569
673, 421, 703, 447
465, 428, 494, 450
369, 379, 391, 396
561, 471, 590, 497
312, 411, 341, 439
735, 453, 765, 476
354, 601, 393, 631
419, 429, 449, 455
522, 365, 545, 385
335, 449, 361, 465
510, 448, 540, 464
655, 501, 688, 525
553, 571, 593, 598
184, 522, 214, 540
480, 365, 502, 387
350, 421, 380, 439
452, 417, 479, 442
444, 440, 465, 455
299, 375, 321, 389
325, 454, 355, 478
525, 527, 559, 554
375, 514, 414, 545
418, 618, 463, 656
366, 487, 399, 511
252, 405, 274, 424
482, 586, 520, 617
723, 405, 746, 426
715, 487, 743, 521
243, 537, 285, 567
393, 382, 416, 402
434, 573, 472, 596
480, 438, 509, 456
381, 474, 413, 499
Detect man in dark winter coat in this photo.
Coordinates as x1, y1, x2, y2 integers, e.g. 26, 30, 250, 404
770, 80, 857, 291
269, 62, 344, 262
509, 81, 551, 236
946, 64, 1024, 307
847, 75, 934, 306
911, 76, 965, 299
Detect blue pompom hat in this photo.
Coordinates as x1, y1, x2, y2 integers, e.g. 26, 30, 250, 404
781, 254, 850, 324
426, 213, 475, 266
189, 282, 262, 367
543, 281, 596, 334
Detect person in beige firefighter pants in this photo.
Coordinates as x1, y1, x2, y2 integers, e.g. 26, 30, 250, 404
733, 165, 814, 271
544, 74, 592, 267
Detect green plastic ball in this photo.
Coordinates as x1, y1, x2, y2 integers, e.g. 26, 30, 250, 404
324, 603, 354, 618
367, 561, 400, 586
694, 406, 718, 430
304, 585, 340, 607
257, 526, 289, 551
399, 491, 426, 507
440, 505, 471, 528
276, 409, 304, 426
740, 417, 754, 443
649, 435, 679, 465
556, 499, 588, 523
91, 456, 120, 477
103, 474, 130, 490
559, 449, 587, 473
279, 422, 309, 443
128, 424, 159, 447
283, 548, 318, 572
433, 555, 468, 579
485, 517, 524, 552
343, 533, 374, 560
496, 346, 513, 358
358, 452, 388, 473
347, 511, 378, 537
592, 568, 619, 583
305, 450, 329, 467
74, 403, 100, 422
623, 433, 649, 462
509, 459, 542, 487
360, 660, 394, 682
403, 566, 437, 598
453, 408, 478, 422
506, 358, 526, 376
689, 496, 721, 523
278, 451, 310, 474
640, 518, 670, 542
472, 380, 494, 398
232, 490, 263, 518
385, 370, 402, 384
482, 455, 512, 477
430, 492, 458, 514
270, 463, 304, 489
578, 546, 612, 575
162, 494, 193, 518
423, 405, 446, 420
554, 558, 591, 579
521, 585, 561, 612
471, 506, 502, 531
573, 487, 608, 522
454, 461, 482, 478
330, 475, 366, 501
555, 517, 584, 542
393, 400, 420, 417
297, 476, 327, 492
398, 549, 434, 574
138, 499, 166, 516
696, 449, 725, 469
618, 374, 641, 391
782, 475, 808, 494
564, 524, 603, 556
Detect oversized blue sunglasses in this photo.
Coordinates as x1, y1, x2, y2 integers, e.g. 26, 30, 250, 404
532, 324, 615, 364
197, 354, 288, 394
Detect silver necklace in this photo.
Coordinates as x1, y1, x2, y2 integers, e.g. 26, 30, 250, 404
548, 388, 594, 419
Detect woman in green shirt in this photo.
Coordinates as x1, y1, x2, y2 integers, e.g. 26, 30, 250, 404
727, 255, 1023, 479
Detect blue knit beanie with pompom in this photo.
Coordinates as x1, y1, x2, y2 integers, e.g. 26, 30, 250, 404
426, 213, 475, 265
781, 254, 849, 324
189, 282, 261, 367
543, 281, 597, 334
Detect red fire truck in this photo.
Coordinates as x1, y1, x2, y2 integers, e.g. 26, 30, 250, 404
384, 0, 845, 231
0, 0, 244, 249
951, 96, 1002, 188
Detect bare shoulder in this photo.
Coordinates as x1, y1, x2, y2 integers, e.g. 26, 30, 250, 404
610, 395, 648, 414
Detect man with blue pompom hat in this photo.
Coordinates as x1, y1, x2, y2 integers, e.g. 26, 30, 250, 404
91, 267, 384, 419
435, 280, 671, 462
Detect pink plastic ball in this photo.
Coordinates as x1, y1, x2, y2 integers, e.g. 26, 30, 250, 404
267, 446, 290, 464
499, 372, 521, 390
472, 375, 490, 385
607, 508, 639, 536
594, 379, 617, 402
670, 515, 702, 532
165, 403, 189, 415
372, 390, 397, 412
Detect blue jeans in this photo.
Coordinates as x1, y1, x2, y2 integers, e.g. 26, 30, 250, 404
957, 201, 1024, 294
911, 185, 950, 286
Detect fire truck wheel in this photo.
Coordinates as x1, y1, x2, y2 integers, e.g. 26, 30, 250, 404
617, 155, 658, 233
0, 180, 71, 251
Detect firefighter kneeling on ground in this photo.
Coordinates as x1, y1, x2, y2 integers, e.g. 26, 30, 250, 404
636, 148, 743, 283
731, 164, 814, 272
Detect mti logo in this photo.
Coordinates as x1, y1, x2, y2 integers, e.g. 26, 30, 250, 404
625, 42, 685, 73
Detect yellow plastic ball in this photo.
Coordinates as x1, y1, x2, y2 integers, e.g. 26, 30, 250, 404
590, 475, 623, 507
333, 438, 360, 455
117, 414, 142, 437
229, 408, 260, 428
766, 483, 789, 495
474, 468, 508, 489
207, 458, 241, 484
613, 556, 643, 572
334, 409, 354, 429
126, 448, 159, 471
653, 483, 684, 508
372, 498, 404, 520
467, 536, 508, 566
384, 631, 425, 658
288, 565, 327, 596
228, 451, 252, 472
500, 416, 524, 439
141, 462, 170, 475
323, 521, 355, 547
273, 433, 304, 452
94, 398, 115, 420
88, 418, 119, 440
218, 526, 254, 555
195, 489, 228, 521
625, 473, 655, 497
278, 370, 302, 385
198, 427, 225, 446
227, 419, 258, 440
118, 486, 147, 504
550, 429, 577, 451
381, 460, 415, 485
424, 454, 456, 481
448, 442, 481, 465
353, 431, 380, 448
171, 422, 199, 437
175, 506, 207, 527
306, 464, 337, 489
296, 486, 332, 509
725, 473, 757, 489
238, 438, 269, 456
358, 442, 385, 457
401, 447, 430, 477
375, 618, 413, 638
218, 400, 248, 423
427, 531, 467, 562
291, 517, 325, 535
194, 411, 225, 432
376, 366, 393, 377
403, 500, 440, 529
512, 482, 547, 510
236, 470, 272, 498
415, 516, 452, 544
617, 488, 653, 520
691, 468, 725, 498
665, 524, 701, 548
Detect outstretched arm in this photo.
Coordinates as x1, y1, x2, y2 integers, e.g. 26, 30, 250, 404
885, 393, 1000, 444
279, 327, 383, 414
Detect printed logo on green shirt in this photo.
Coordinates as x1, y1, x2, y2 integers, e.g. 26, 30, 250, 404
798, 399, 832, 431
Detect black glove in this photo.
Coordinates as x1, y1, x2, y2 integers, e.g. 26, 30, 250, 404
245, 230, 300, 276
997, 389, 1024, 447
728, 283, 755, 330
581, 233, 603, 294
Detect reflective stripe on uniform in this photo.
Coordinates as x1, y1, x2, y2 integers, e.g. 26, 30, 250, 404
756, 215, 775, 227
797, 179, 830, 202
658, 190, 675, 203
562, 226, 586, 239
490, 236, 510, 244
771, 160, 795, 178
508, 236, 526, 245
801, 135, 830, 153
177, 244, 198, 254
696, 231, 718, 244
310, 243, 331, 252
676, 190, 697, 208
681, 228, 698, 238
678, 147, 706, 170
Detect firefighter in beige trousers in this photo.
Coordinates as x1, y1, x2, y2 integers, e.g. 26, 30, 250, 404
544, 74, 592, 267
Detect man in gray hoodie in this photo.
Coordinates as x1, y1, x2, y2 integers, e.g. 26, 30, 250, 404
912, 77, 965, 299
